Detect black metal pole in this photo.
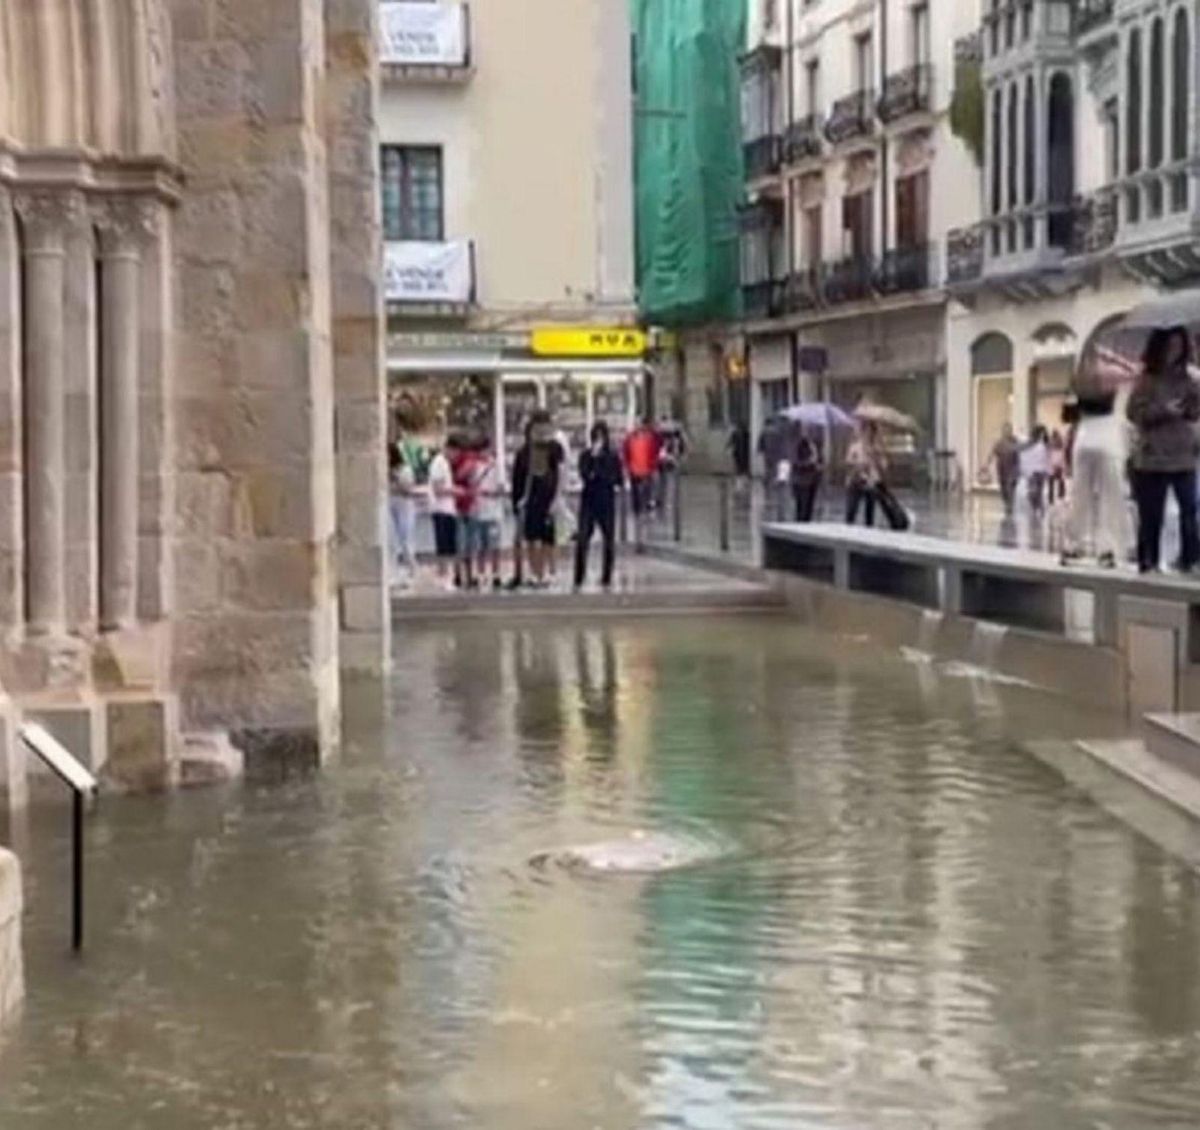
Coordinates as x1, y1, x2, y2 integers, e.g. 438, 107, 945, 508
719, 475, 731, 552
72, 789, 83, 952
672, 472, 683, 542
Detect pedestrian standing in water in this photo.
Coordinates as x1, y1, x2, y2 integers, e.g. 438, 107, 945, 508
845, 421, 884, 526
791, 427, 823, 522
1127, 326, 1200, 574
983, 422, 1021, 514
427, 435, 461, 590
513, 411, 564, 587
1061, 358, 1126, 568
575, 421, 623, 591
1048, 429, 1068, 503
623, 417, 661, 550
471, 435, 505, 590
387, 443, 418, 586
1021, 425, 1051, 516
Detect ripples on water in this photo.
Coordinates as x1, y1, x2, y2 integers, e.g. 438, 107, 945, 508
3, 616, 1200, 1129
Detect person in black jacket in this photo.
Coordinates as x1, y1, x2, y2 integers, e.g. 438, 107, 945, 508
574, 421, 623, 590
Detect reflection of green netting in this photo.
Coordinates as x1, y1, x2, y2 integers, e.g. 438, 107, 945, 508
633, 0, 745, 327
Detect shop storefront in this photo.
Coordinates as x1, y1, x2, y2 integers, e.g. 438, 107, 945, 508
387, 328, 648, 478
799, 304, 945, 485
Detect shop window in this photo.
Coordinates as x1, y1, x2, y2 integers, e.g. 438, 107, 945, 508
382, 145, 444, 241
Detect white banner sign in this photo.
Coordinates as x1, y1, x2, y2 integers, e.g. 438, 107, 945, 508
385, 241, 473, 303
380, 2, 467, 66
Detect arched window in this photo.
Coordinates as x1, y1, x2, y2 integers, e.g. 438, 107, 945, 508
1127, 28, 1142, 175
971, 332, 1014, 375
991, 89, 1003, 215
1149, 19, 1165, 168
1047, 73, 1075, 248
1023, 75, 1036, 204
1173, 9, 1190, 162
1007, 84, 1019, 211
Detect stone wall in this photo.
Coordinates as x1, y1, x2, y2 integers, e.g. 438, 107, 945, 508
0, 848, 22, 1030
169, 0, 343, 772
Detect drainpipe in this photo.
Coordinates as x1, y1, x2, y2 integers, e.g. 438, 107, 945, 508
879, 0, 889, 260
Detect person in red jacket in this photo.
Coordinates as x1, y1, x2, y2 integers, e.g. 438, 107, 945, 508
623, 417, 661, 550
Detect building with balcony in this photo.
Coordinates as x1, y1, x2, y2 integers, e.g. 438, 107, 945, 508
380, 0, 640, 459
943, 0, 1194, 488
716, 0, 982, 469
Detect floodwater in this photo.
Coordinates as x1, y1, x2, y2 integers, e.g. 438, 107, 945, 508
3, 616, 1200, 1129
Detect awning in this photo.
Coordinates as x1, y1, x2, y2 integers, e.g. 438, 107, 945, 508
388, 356, 646, 375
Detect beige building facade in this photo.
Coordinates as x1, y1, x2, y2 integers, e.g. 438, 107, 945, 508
0, 0, 388, 807
379, 0, 641, 460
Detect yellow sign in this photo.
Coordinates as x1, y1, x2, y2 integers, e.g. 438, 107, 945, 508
530, 326, 647, 358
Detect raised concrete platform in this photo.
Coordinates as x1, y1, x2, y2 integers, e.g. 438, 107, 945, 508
0, 848, 21, 1030
765, 522, 1200, 715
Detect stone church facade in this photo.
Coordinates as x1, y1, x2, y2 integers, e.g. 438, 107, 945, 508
0, 0, 388, 801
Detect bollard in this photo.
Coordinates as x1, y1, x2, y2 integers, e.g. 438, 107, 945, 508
672, 473, 683, 543
618, 487, 629, 545
718, 475, 731, 553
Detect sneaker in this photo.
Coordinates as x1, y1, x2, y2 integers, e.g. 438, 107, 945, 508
1060, 549, 1083, 566
1097, 552, 1116, 569
504, 576, 522, 591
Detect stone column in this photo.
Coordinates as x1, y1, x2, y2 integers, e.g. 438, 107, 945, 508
14, 193, 81, 635
94, 198, 152, 630
0, 190, 23, 633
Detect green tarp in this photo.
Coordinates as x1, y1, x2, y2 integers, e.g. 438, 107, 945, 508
633, 0, 746, 327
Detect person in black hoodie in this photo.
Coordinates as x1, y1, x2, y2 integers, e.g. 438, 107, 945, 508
574, 421, 624, 590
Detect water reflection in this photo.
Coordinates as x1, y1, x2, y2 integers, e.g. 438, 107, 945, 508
3, 616, 1200, 1128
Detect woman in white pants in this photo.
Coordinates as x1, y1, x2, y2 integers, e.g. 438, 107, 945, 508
388, 444, 418, 583
1062, 392, 1127, 567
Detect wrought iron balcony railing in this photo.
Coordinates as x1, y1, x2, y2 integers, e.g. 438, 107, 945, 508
1068, 189, 1118, 256
742, 279, 785, 320
744, 134, 783, 181
824, 90, 874, 145
1075, 0, 1114, 38
875, 244, 934, 294
877, 65, 933, 125
822, 256, 875, 304
783, 267, 823, 313
783, 116, 822, 164
945, 225, 984, 284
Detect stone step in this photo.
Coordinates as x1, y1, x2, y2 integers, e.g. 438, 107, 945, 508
1143, 714, 1200, 778
392, 585, 783, 620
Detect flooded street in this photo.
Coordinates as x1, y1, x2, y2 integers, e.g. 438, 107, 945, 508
3, 615, 1200, 1128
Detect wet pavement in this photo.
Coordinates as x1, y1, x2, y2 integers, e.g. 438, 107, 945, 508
3, 615, 1200, 1128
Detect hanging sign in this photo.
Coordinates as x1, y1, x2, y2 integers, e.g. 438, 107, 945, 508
384, 241, 473, 303
380, 2, 467, 67
530, 327, 647, 358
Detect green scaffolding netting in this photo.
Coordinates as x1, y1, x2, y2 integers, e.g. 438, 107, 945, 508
633, 0, 745, 327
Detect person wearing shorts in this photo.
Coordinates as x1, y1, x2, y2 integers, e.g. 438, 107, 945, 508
471, 436, 504, 589
427, 437, 461, 588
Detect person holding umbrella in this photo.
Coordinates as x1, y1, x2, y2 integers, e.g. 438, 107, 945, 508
1127, 326, 1200, 573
